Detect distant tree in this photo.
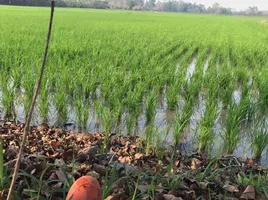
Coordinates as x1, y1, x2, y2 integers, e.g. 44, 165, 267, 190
246, 6, 261, 15
144, 0, 155, 10
127, 0, 143, 9
154, 1, 165, 11
211, 2, 221, 14
220, 7, 232, 15
0, 0, 266, 16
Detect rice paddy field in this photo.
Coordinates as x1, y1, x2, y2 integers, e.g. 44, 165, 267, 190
1, 6, 268, 163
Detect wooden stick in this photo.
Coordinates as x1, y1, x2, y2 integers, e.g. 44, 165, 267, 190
7, 1, 55, 199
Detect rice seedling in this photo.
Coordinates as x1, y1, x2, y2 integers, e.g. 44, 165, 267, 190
166, 81, 180, 111
145, 90, 157, 125
249, 118, 268, 161
198, 99, 218, 152
0, 73, 15, 119
223, 102, 244, 154
21, 70, 36, 119
74, 98, 90, 130
173, 110, 190, 147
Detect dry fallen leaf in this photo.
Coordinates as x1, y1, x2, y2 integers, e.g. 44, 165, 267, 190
118, 156, 131, 164
104, 196, 113, 200
51, 140, 61, 147
247, 159, 254, 168
135, 153, 143, 160
240, 185, 255, 199
223, 184, 239, 193
163, 194, 183, 200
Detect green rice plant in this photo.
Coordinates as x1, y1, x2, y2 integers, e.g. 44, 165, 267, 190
166, 76, 182, 110
198, 99, 218, 152
11, 65, 22, 89
53, 85, 68, 126
145, 90, 157, 125
21, 70, 36, 119
173, 111, 189, 147
95, 102, 117, 152
254, 70, 268, 112
144, 124, 154, 155
125, 82, 144, 123
0, 74, 15, 119
223, 102, 243, 154
125, 113, 136, 136
74, 98, 90, 130
252, 130, 268, 161
217, 68, 235, 109
249, 119, 268, 161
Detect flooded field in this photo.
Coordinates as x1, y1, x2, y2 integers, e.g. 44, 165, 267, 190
1, 6, 268, 164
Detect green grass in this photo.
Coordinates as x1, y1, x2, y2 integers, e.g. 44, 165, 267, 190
1, 6, 268, 158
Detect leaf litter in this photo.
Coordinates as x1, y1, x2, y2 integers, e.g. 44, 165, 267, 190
1, 121, 268, 199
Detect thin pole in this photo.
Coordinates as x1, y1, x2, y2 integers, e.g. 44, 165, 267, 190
7, 1, 55, 199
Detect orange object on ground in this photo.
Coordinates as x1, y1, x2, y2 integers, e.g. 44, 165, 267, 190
66, 176, 101, 200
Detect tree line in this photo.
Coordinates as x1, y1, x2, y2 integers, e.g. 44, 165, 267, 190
0, 0, 265, 16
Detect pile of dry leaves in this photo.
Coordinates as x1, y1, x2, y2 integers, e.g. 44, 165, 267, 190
1, 121, 268, 200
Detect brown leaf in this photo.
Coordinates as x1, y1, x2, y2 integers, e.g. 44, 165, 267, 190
135, 153, 143, 160
51, 140, 61, 147
118, 156, 131, 164
163, 194, 183, 200
94, 134, 101, 140
247, 159, 254, 168
223, 184, 239, 193
240, 185, 255, 199
174, 160, 180, 167
105, 196, 115, 200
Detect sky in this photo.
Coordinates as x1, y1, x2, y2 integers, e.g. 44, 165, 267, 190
159, 0, 268, 11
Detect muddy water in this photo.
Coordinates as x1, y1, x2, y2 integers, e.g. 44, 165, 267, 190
1, 60, 268, 165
